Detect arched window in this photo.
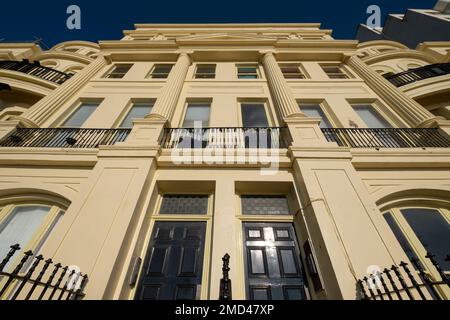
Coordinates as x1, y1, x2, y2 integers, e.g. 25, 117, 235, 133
0, 201, 65, 270
383, 206, 450, 272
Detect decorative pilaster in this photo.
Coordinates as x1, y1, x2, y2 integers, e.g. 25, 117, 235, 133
20, 56, 110, 127
261, 51, 305, 120
149, 51, 191, 121
345, 55, 436, 128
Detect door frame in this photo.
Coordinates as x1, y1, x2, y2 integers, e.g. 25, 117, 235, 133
130, 193, 214, 300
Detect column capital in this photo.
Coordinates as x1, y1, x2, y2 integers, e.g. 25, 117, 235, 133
258, 50, 276, 62
342, 53, 356, 65
144, 113, 169, 123
259, 49, 276, 56
176, 50, 194, 62
100, 53, 113, 65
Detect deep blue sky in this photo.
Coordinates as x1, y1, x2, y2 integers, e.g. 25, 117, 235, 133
0, 0, 437, 48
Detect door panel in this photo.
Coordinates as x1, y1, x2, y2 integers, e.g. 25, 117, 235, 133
243, 223, 309, 300
135, 222, 207, 300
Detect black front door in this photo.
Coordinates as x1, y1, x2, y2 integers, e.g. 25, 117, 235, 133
243, 222, 309, 300
135, 222, 207, 300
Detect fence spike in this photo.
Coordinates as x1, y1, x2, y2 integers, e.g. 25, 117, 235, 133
11, 254, 43, 300
425, 253, 449, 287
38, 262, 61, 300
26, 258, 52, 300
383, 268, 402, 300
0, 244, 21, 272
73, 274, 88, 300
399, 261, 426, 300
58, 269, 76, 300
363, 276, 377, 299
378, 272, 392, 300
391, 265, 414, 300
0, 250, 33, 296
357, 279, 369, 300
48, 265, 68, 300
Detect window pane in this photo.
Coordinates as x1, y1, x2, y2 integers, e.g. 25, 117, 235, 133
238, 66, 259, 79
401, 208, 450, 270
241, 104, 269, 127
150, 64, 173, 78
119, 103, 154, 128
241, 195, 290, 215
239, 75, 258, 79
383, 212, 422, 267
299, 104, 332, 128
183, 104, 210, 128
353, 105, 391, 128
239, 67, 257, 73
280, 65, 305, 79
195, 65, 216, 79
105, 64, 132, 79
0, 206, 50, 269
321, 65, 349, 79
159, 195, 208, 215
62, 103, 99, 127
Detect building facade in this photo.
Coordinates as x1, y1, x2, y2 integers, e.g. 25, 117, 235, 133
356, 0, 450, 49
0, 23, 449, 300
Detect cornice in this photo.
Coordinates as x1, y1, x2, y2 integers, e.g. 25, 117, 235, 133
132, 23, 323, 29
100, 37, 358, 52
351, 149, 450, 169
99, 40, 178, 50
0, 148, 99, 167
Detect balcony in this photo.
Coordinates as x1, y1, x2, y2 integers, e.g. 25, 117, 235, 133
161, 127, 291, 149
0, 60, 73, 85
322, 128, 450, 149
0, 128, 131, 148
385, 63, 450, 87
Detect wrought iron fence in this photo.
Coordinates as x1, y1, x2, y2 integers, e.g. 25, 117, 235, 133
161, 127, 291, 149
219, 254, 232, 301
322, 128, 450, 149
0, 244, 88, 300
385, 63, 450, 87
357, 253, 449, 300
0, 60, 73, 84
0, 128, 131, 148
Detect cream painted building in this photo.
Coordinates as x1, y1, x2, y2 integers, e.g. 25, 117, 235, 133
0, 23, 449, 300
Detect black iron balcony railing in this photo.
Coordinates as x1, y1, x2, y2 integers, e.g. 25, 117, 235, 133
161, 127, 291, 149
0, 60, 73, 84
0, 128, 131, 148
385, 63, 450, 87
322, 128, 450, 149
